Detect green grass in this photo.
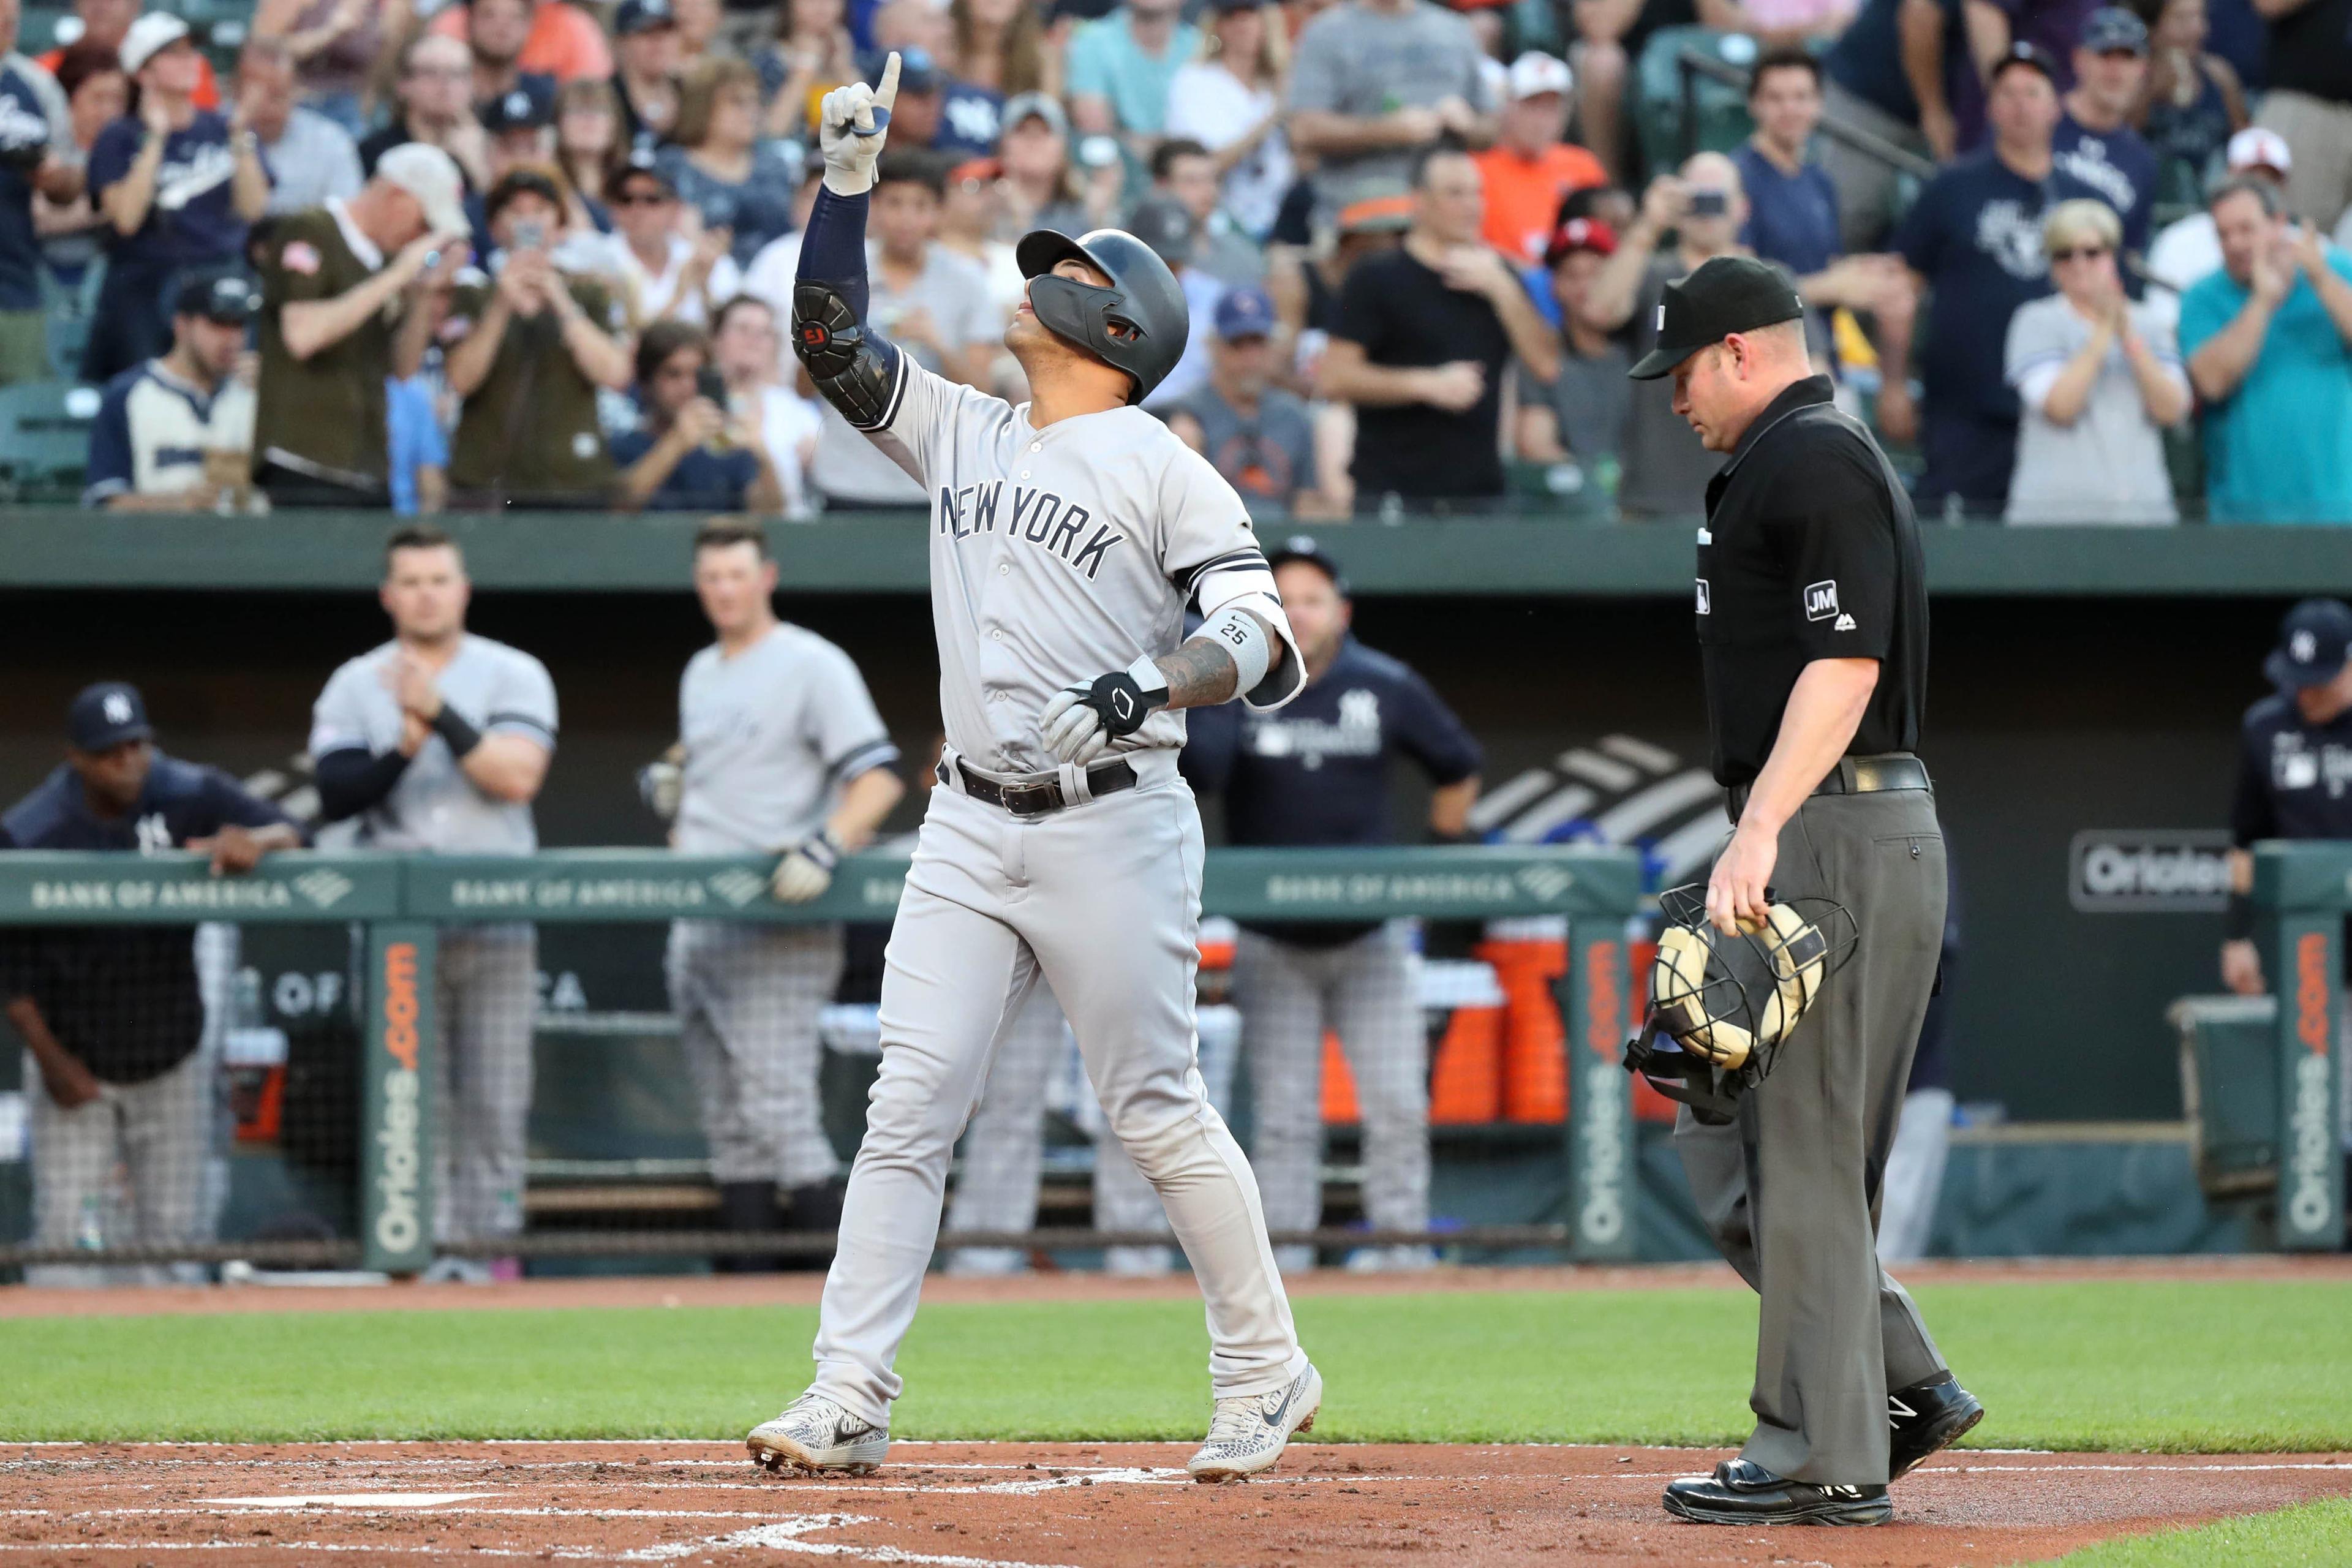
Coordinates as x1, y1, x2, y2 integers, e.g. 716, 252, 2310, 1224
2029, 1499, 2352, 1565
4, 1280, 2351, 1449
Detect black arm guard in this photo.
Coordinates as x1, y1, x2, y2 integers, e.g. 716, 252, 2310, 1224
793, 281, 902, 431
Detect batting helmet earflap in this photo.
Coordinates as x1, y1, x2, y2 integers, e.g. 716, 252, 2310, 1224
1015, 227, 1190, 404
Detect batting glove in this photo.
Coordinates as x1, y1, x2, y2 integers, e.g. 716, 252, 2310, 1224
816, 51, 899, 196
1038, 657, 1170, 767
772, 827, 843, 903
637, 745, 684, 821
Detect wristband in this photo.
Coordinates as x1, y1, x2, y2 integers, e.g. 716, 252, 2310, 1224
2223, 892, 2254, 942
431, 706, 484, 758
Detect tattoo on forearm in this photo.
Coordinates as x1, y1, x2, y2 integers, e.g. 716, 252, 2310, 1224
1155, 638, 1240, 710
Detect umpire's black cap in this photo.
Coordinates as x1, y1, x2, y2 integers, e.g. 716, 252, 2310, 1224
1626, 255, 1806, 380
1266, 535, 1348, 597
68, 682, 153, 752
2266, 598, 2352, 692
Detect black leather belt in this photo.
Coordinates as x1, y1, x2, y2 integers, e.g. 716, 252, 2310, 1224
945, 757, 1139, 818
1727, 752, 1929, 822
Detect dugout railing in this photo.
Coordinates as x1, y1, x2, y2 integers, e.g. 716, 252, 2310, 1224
0, 843, 1645, 1277
2243, 839, 2351, 1250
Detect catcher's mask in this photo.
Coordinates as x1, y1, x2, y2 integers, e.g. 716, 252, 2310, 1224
1623, 884, 1857, 1124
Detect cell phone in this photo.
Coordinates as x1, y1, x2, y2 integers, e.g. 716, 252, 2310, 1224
1077, 135, 1121, 171
695, 366, 728, 405
514, 217, 546, 250
1687, 189, 1729, 219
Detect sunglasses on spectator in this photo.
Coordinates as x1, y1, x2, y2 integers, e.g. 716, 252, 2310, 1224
2049, 245, 2109, 262
612, 189, 673, 206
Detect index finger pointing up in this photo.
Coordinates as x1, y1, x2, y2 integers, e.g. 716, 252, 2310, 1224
872, 50, 901, 112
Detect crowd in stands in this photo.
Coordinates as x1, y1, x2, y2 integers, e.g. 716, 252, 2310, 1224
0, 0, 2343, 520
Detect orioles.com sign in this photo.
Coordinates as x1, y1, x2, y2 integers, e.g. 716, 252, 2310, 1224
374, 940, 424, 1257
2286, 930, 2338, 1239
1576, 940, 1627, 1250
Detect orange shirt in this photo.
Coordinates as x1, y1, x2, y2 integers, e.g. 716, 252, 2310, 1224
1474, 142, 1607, 264
42, 47, 220, 110
428, 0, 611, 83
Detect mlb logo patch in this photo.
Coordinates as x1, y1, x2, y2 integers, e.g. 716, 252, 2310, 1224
1803, 580, 1839, 622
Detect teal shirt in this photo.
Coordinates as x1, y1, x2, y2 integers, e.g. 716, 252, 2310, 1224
2177, 249, 2352, 524
1065, 11, 1200, 135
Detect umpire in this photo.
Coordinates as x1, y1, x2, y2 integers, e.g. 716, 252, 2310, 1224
1628, 256, 1978, 1525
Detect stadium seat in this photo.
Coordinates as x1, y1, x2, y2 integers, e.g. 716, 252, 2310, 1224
1634, 28, 1757, 175
22, 6, 77, 49
0, 380, 100, 499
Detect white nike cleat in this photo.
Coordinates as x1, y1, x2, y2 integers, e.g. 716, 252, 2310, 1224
1186, 1363, 1322, 1482
746, 1392, 891, 1476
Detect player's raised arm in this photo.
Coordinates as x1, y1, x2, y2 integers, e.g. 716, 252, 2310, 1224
791, 54, 908, 435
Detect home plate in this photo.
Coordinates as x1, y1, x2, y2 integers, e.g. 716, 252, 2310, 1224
209, 1493, 499, 1509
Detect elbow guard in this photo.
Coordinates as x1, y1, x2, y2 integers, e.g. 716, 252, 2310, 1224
793, 281, 903, 431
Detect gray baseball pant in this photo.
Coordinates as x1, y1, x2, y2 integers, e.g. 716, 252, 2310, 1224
434, 924, 538, 1246
1675, 787, 1951, 1485
1237, 924, 1428, 1272
941, 985, 1070, 1276
23, 1044, 211, 1287
668, 920, 846, 1190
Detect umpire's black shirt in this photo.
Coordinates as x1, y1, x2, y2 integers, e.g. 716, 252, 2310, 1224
1696, 374, 1928, 787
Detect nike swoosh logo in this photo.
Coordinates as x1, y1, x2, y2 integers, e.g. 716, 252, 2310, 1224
1259, 1382, 1301, 1429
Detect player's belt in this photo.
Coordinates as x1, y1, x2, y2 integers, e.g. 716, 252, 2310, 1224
1725, 752, 1929, 823
948, 757, 1139, 818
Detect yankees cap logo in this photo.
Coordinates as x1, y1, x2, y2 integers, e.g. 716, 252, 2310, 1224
103, 692, 134, 725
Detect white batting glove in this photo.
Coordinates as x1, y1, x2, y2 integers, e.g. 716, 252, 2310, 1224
637, 745, 684, 821
772, 827, 843, 903
817, 51, 900, 196
1038, 659, 1170, 767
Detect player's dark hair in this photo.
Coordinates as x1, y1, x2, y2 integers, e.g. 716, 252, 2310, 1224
1746, 47, 1821, 98
1150, 138, 1210, 181
636, 319, 710, 386
1409, 137, 1472, 190
385, 523, 459, 573
875, 149, 946, 198
693, 519, 771, 559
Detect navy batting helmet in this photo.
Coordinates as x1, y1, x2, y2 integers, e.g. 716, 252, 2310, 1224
1014, 227, 1189, 405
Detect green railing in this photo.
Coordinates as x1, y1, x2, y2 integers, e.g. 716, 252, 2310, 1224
2247, 840, 2350, 1250
0, 843, 1644, 1274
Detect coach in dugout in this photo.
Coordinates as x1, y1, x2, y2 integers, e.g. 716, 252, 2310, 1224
1, 681, 299, 1286
1181, 537, 1482, 1272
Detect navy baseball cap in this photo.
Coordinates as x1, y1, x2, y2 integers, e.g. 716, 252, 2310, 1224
2079, 7, 2148, 54
67, 682, 153, 752
481, 77, 556, 132
2265, 599, 2352, 691
176, 271, 258, 324
1989, 40, 2061, 86
1213, 285, 1275, 341
1267, 535, 1348, 595
614, 0, 676, 34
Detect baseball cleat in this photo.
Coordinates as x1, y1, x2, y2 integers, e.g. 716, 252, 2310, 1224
1186, 1363, 1322, 1482
1888, 1373, 1985, 1478
746, 1392, 890, 1476
1664, 1464, 1890, 1526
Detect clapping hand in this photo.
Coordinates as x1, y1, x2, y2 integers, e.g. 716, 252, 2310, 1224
384, 652, 443, 722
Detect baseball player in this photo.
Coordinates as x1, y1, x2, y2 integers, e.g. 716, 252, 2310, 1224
1182, 538, 1483, 1274
649, 519, 905, 1269
747, 54, 1322, 1484
311, 524, 557, 1280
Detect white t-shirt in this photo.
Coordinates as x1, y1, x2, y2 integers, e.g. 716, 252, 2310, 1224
741, 382, 824, 518
1163, 62, 1292, 239
614, 233, 744, 326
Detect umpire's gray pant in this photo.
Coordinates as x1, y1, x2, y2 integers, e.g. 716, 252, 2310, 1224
1676, 788, 1951, 1486
23, 1045, 211, 1288
434, 924, 538, 1246
1238, 924, 1427, 1272
667, 920, 845, 1190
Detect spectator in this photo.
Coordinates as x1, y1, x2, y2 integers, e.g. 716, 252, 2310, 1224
2147, 123, 2282, 296
658, 58, 800, 266
2, 681, 298, 1289
1068, 0, 1200, 145
612, 0, 682, 150
805, 151, 992, 507
1166, 284, 1340, 515
613, 319, 779, 510
2130, 0, 2246, 207
1471, 53, 1604, 266
442, 165, 631, 503
869, 44, 953, 153
0, 0, 78, 386
755, 0, 856, 141
1735, 47, 1912, 323
608, 157, 740, 325
37, 0, 221, 111
990, 91, 1114, 239
475, 73, 557, 191
1817, 0, 1936, 248
359, 35, 491, 192
1286, 0, 1491, 219
1147, 137, 1262, 286
1319, 144, 1559, 511
736, 156, 824, 314
84, 272, 258, 509
34, 42, 121, 289
946, 0, 1056, 101
386, 368, 448, 513
1267, 181, 1409, 386
1567, 0, 1770, 184
465, 0, 553, 112
1164, 0, 1292, 241
83, 14, 272, 383
2054, 8, 2158, 262
1882, 45, 2107, 518
1513, 216, 1630, 466
2180, 178, 2352, 523
252, 142, 472, 504
710, 292, 821, 514
938, 156, 1023, 321
2002, 198, 2187, 522
673, 0, 726, 67
239, 37, 361, 217
1123, 192, 1221, 407
553, 77, 625, 233
427, 0, 612, 87
2250, 0, 2352, 235
246, 0, 383, 138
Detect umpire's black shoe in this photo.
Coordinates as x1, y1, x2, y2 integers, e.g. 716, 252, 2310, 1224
1664, 1467, 1890, 1526
1888, 1373, 1985, 1479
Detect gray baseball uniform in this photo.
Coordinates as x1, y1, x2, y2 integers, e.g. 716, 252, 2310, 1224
669, 622, 899, 1191
311, 635, 557, 1245
806, 355, 1313, 1427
